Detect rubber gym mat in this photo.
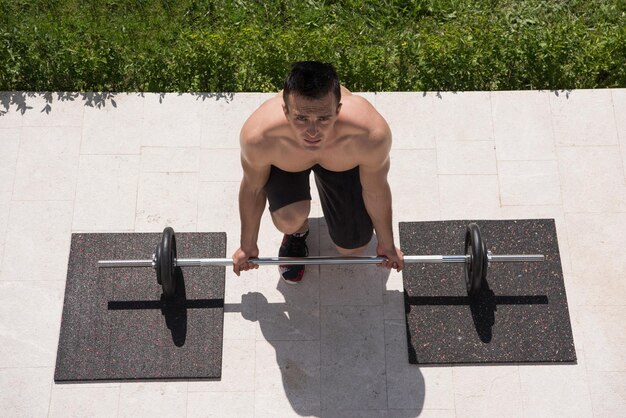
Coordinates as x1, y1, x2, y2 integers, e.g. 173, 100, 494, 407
54, 232, 226, 382
400, 219, 576, 365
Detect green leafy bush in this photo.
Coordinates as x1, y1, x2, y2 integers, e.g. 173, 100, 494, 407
0, 0, 623, 91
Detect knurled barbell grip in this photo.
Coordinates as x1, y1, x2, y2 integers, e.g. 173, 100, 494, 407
97, 253, 544, 268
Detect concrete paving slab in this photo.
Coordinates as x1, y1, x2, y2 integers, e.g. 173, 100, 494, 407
491, 91, 555, 161
498, 160, 562, 206
141, 147, 200, 173
389, 149, 440, 222
0, 129, 19, 192
0, 281, 65, 367
558, 146, 626, 213
141, 94, 203, 148
82, 92, 144, 155
73, 155, 139, 232
452, 365, 523, 418
565, 213, 626, 306
519, 348, 593, 418
118, 382, 188, 418
188, 391, 255, 417
0, 367, 53, 418
376, 92, 436, 149
436, 140, 497, 175
18, 92, 84, 127
48, 385, 120, 418
1, 201, 73, 282
321, 305, 387, 410
438, 175, 502, 219
550, 89, 619, 147
135, 172, 199, 232
254, 339, 321, 417
13, 126, 81, 201
433, 92, 493, 142
0, 90, 624, 417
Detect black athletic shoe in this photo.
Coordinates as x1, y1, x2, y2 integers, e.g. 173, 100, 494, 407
278, 230, 309, 284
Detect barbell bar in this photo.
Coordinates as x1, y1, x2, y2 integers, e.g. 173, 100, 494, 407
98, 254, 542, 268
98, 223, 545, 299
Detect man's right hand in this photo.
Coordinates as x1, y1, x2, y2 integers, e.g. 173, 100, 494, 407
232, 246, 260, 276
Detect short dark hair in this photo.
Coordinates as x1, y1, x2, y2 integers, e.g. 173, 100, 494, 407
283, 61, 341, 107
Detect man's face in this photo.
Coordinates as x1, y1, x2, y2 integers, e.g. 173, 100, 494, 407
283, 92, 341, 148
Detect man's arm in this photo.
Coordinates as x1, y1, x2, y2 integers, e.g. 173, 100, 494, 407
359, 126, 404, 270
233, 132, 271, 276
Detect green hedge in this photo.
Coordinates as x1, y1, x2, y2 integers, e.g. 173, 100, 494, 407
1, 0, 624, 92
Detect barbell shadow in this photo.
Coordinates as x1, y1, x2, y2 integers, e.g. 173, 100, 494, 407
107, 267, 201, 347
405, 279, 549, 343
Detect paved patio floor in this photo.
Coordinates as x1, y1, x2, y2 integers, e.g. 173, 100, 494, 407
0, 89, 625, 417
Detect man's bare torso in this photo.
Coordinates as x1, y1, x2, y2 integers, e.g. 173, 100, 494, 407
241, 87, 390, 173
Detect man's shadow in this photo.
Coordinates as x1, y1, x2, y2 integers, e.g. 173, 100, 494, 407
238, 217, 425, 417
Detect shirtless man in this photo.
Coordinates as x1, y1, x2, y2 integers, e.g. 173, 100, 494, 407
232, 61, 404, 282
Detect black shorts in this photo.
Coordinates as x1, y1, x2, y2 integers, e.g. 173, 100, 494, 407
264, 164, 373, 249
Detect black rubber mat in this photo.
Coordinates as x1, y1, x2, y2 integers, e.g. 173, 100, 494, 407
54, 232, 226, 382
400, 219, 576, 365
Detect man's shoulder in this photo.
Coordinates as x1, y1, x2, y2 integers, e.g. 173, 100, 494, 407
240, 96, 285, 144
343, 94, 388, 127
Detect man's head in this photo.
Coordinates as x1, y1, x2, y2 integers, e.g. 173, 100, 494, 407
282, 61, 342, 147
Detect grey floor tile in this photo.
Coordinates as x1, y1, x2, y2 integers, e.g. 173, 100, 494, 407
376, 92, 436, 149
389, 149, 440, 222
385, 319, 456, 411
48, 385, 120, 418
439, 175, 502, 219
0, 191, 10, 273
199, 148, 242, 182
188, 339, 255, 392
565, 213, 626, 306
82, 92, 144, 155
499, 160, 562, 206
519, 348, 593, 417
1, 201, 73, 281
588, 371, 626, 417
0, 281, 65, 368
453, 365, 523, 418
437, 141, 497, 175
579, 306, 626, 372
385, 320, 426, 410
321, 305, 386, 410
255, 287, 320, 342
73, 154, 140, 231
550, 89, 619, 146
13, 126, 81, 201
188, 391, 255, 417
558, 146, 626, 213
0, 367, 53, 418
0, 129, 19, 192
433, 92, 493, 142
255, 339, 321, 417
491, 91, 555, 161
118, 382, 188, 418
0, 92, 25, 128
197, 181, 240, 237
201, 93, 264, 149
612, 89, 626, 180
135, 172, 199, 232
19, 92, 84, 127
141, 146, 200, 173
141, 93, 202, 148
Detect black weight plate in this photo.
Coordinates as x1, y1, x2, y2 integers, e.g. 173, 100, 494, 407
464, 223, 486, 297
155, 241, 162, 285
160, 227, 177, 298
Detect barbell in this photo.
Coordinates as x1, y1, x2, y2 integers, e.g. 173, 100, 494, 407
98, 223, 544, 299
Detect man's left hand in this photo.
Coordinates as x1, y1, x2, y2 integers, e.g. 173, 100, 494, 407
376, 244, 405, 272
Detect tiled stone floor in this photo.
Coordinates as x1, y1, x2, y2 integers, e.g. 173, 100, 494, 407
0, 89, 625, 417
